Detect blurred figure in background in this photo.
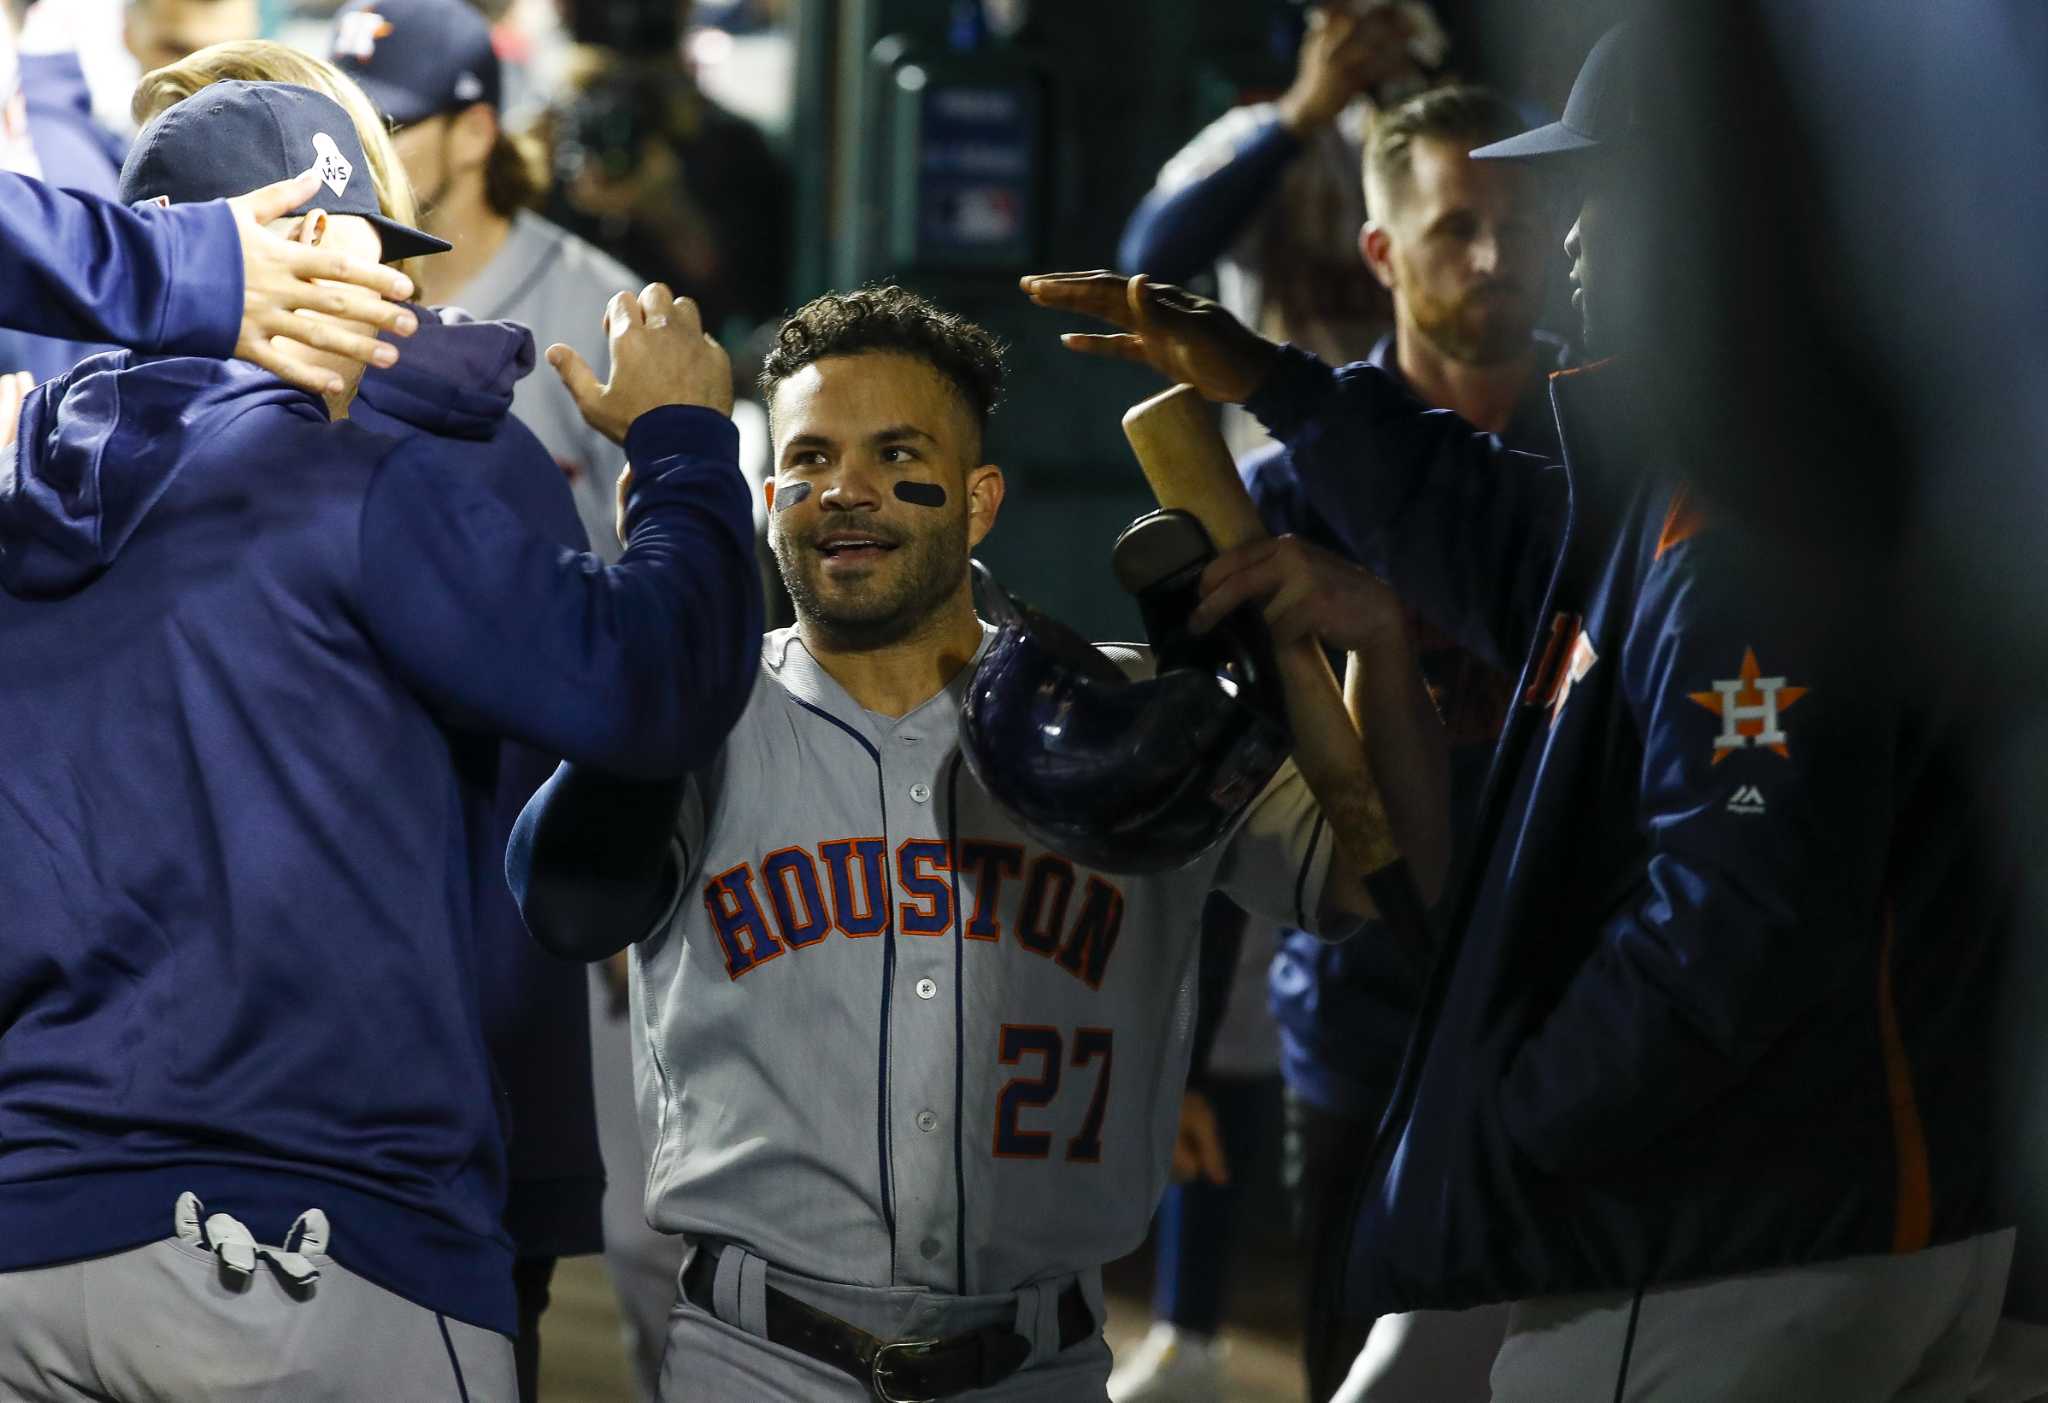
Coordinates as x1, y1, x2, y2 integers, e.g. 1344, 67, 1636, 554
15, 25, 124, 195
1119, 0, 1446, 452
332, 0, 642, 557
1244, 83, 1559, 1403
0, 0, 121, 383
542, 0, 789, 347
125, 0, 258, 74
0, 4, 33, 176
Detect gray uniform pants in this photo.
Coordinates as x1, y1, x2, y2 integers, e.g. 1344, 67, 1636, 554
1332, 1306, 1511, 1402
657, 1242, 1113, 1402
592, 972, 688, 1403
0, 1203, 515, 1402
1491, 1229, 2014, 1403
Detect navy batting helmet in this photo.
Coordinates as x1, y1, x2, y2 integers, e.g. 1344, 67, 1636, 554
957, 512, 1291, 874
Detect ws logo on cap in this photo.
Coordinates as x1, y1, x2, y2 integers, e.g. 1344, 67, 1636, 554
332, 11, 392, 61
311, 132, 352, 198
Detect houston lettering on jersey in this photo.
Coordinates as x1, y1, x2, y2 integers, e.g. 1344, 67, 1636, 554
703, 838, 1126, 989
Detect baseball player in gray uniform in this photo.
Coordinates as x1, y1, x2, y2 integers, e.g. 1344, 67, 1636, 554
510, 286, 1449, 1401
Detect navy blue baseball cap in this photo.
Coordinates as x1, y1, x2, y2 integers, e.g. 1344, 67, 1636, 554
120, 80, 448, 260
1471, 25, 1637, 161
329, 0, 502, 128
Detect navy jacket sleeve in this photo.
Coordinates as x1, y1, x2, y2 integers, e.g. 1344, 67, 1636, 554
0, 172, 240, 356
1496, 519, 1892, 1174
506, 764, 689, 962
1247, 344, 1566, 675
355, 403, 764, 779
1118, 118, 1301, 283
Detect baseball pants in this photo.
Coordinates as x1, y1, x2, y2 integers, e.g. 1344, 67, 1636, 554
656, 1241, 1113, 1401
0, 1210, 514, 1401
1490, 1227, 2014, 1402
591, 967, 690, 1402
1971, 1318, 2048, 1402
1330, 1306, 1510, 1403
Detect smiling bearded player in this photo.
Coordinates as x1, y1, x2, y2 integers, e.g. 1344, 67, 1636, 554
508, 284, 1452, 1402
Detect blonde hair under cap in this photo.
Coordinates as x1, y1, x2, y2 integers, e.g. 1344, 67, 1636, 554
133, 40, 428, 286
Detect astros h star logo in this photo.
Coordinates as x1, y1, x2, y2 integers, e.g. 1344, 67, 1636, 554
1689, 647, 1807, 763
333, 12, 393, 61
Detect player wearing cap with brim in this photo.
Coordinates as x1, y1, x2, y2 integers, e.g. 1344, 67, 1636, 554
1027, 22, 2012, 1403
0, 0, 419, 391
332, 0, 652, 560
0, 78, 762, 1401
130, 38, 616, 1401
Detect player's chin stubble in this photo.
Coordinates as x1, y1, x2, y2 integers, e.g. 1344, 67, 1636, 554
773, 513, 971, 651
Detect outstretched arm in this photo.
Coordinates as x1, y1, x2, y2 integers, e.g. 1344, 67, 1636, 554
1023, 271, 1564, 673
356, 285, 763, 778
0, 168, 417, 394
1118, 6, 1421, 283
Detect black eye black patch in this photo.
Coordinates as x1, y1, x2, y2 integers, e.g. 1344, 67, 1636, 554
774, 481, 813, 512
893, 481, 947, 509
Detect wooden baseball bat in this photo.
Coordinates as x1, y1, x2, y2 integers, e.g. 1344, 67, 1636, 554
1121, 383, 1403, 877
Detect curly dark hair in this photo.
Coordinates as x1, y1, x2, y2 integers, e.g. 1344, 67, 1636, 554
758, 285, 1007, 426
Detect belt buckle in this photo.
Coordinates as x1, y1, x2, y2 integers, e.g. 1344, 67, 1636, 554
869, 1337, 941, 1403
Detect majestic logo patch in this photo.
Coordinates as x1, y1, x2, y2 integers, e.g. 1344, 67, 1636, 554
332, 11, 392, 61
1689, 647, 1807, 763
311, 132, 353, 198
1727, 784, 1767, 815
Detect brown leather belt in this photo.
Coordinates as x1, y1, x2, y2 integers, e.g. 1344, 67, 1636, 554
681, 1245, 1094, 1402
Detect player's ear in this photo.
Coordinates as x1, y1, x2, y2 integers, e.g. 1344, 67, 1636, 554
1361, 221, 1397, 291
762, 478, 777, 515
965, 463, 1005, 550
297, 209, 330, 247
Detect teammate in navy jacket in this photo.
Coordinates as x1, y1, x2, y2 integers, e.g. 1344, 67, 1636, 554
349, 303, 608, 1398
1025, 26, 2010, 1401
0, 82, 760, 1401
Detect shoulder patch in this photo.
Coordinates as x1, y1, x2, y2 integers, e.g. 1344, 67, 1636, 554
1688, 647, 1807, 763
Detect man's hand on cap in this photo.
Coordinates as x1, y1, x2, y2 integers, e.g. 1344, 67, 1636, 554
549, 282, 734, 448
228, 167, 418, 396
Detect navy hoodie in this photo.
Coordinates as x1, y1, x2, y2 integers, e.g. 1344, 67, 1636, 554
0, 348, 761, 1333
350, 307, 606, 1261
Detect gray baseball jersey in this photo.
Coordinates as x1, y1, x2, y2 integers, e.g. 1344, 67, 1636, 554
453, 209, 641, 559
627, 624, 1339, 1295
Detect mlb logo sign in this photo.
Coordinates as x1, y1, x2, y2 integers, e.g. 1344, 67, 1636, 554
333, 11, 392, 61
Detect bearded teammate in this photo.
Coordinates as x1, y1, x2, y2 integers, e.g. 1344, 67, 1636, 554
509, 286, 1449, 1400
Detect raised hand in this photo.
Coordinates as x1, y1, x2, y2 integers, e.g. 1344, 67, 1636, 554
229, 168, 417, 396
1277, 3, 1424, 134
549, 283, 733, 445
549, 284, 733, 547
1020, 271, 1281, 404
